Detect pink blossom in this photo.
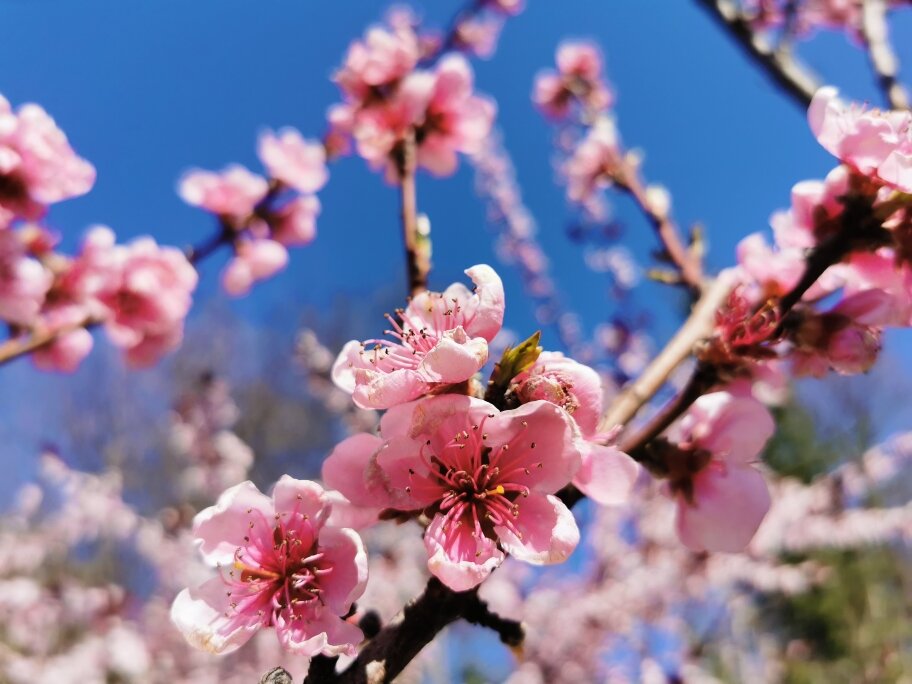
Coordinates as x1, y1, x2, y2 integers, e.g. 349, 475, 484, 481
533, 42, 613, 120
0, 229, 52, 326
171, 478, 368, 656
257, 129, 328, 195
271, 195, 320, 247
322, 395, 582, 590
808, 87, 912, 192
221, 239, 288, 297
31, 328, 93, 373
667, 392, 774, 552
332, 264, 505, 409
0, 95, 95, 225
769, 166, 850, 249
97, 234, 198, 367
838, 249, 912, 326
563, 119, 622, 210
414, 55, 496, 176
335, 23, 420, 101
179, 166, 269, 219
455, 16, 504, 59
511, 352, 639, 505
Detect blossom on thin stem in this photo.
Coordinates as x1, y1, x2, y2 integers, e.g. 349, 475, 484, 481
171, 478, 368, 656
331, 264, 504, 410
323, 394, 582, 591
664, 391, 774, 552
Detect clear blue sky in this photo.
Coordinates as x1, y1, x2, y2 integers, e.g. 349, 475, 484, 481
1, 0, 912, 486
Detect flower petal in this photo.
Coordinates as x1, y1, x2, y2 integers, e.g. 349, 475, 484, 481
316, 526, 369, 615
193, 481, 273, 566
170, 576, 266, 655
495, 492, 579, 565
424, 512, 504, 591
573, 441, 639, 506
676, 464, 771, 553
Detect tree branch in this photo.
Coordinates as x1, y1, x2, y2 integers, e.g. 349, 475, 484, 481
397, 130, 430, 297
598, 274, 733, 433
695, 0, 820, 109
616, 170, 703, 293
860, 0, 910, 110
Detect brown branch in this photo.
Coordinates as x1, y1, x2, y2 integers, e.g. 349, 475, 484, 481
695, 0, 820, 109
598, 274, 733, 433
397, 130, 430, 297
860, 0, 910, 110
615, 169, 703, 294
332, 579, 520, 684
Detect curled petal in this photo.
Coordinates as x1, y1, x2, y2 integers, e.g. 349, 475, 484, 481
276, 608, 363, 658
462, 264, 505, 341
417, 327, 488, 383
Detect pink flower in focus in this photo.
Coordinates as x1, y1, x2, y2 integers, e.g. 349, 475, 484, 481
272, 195, 320, 247
171, 478, 368, 656
808, 87, 912, 192
0, 230, 52, 326
97, 235, 198, 367
667, 391, 774, 553
221, 239, 288, 297
533, 42, 613, 120
258, 129, 328, 195
511, 352, 639, 505
414, 55, 496, 177
178, 166, 269, 219
332, 264, 505, 409
0, 95, 95, 225
322, 395, 582, 590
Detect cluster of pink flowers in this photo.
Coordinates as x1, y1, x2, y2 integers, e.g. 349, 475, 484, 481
327, 14, 496, 180
0, 94, 95, 227
321, 264, 639, 590
723, 87, 912, 378
180, 127, 327, 296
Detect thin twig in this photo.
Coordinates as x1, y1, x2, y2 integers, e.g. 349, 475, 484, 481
615, 170, 703, 294
860, 0, 910, 110
397, 130, 430, 297
598, 274, 733, 433
695, 0, 820, 109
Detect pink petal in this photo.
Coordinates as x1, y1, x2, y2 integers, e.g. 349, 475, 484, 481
271, 476, 329, 525
316, 526, 368, 615
322, 433, 386, 508
375, 434, 446, 509
192, 481, 274, 566
676, 465, 771, 553
170, 576, 266, 654
462, 264, 505, 341
424, 512, 504, 591
494, 492, 579, 565
573, 441, 640, 506
691, 392, 775, 463
417, 328, 488, 383
275, 607, 363, 658
485, 400, 582, 494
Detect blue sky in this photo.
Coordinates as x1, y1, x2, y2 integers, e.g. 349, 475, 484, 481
1, 0, 912, 486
